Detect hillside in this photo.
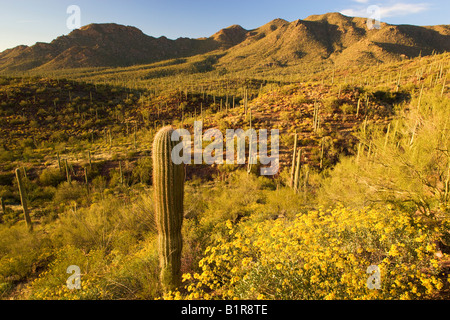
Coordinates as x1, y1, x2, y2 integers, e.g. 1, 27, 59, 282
0, 13, 448, 73
0, 23, 233, 73
0, 50, 448, 300
218, 12, 450, 70
0, 9, 449, 302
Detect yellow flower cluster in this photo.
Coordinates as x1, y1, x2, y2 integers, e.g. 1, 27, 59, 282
171, 206, 445, 300
28, 246, 110, 300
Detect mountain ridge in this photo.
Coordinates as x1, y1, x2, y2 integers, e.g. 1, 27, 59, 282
0, 12, 448, 73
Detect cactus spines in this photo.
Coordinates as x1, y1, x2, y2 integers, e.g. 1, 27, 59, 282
152, 126, 185, 292
15, 169, 32, 232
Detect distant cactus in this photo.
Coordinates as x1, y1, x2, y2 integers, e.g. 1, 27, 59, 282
119, 161, 124, 185
84, 167, 89, 195
152, 126, 185, 292
57, 152, 62, 172
294, 148, 302, 193
290, 132, 298, 188
15, 169, 32, 231
88, 151, 92, 169
0, 197, 5, 221
65, 159, 71, 184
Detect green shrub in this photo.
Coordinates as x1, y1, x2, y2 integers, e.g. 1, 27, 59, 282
0, 225, 53, 296
321, 97, 340, 113
340, 103, 356, 114
50, 194, 155, 252
53, 182, 86, 208
39, 168, 64, 187
290, 94, 308, 106
132, 157, 152, 184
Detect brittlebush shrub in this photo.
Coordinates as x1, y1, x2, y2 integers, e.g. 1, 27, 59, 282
27, 240, 161, 300
28, 245, 110, 300
0, 225, 53, 296
168, 206, 446, 300
320, 91, 450, 215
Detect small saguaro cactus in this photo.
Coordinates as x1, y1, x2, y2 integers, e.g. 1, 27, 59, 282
15, 168, 33, 232
0, 197, 5, 221
294, 148, 302, 193
290, 132, 298, 188
88, 151, 92, 169
119, 161, 124, 185
84, 167, 89, 194
65, 159, 71, 184
57, 152, 62, 172
152, 126, 185, 292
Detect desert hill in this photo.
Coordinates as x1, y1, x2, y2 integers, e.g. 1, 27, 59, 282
0, 12, 448, 73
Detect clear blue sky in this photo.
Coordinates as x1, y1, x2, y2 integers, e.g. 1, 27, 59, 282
0, 0, 449, 51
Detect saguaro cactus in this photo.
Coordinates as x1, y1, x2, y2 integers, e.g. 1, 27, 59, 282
57, 152, 62, 172
119, 161, 124, 185
290, 132, 298, 188
0, 197, 5, 221
294, 148, 302, 193
65, 159, 71, 184
152, 126, 185, 292
15, 168, 32, 231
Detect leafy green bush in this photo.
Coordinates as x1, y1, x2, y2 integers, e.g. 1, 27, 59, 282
320, 91, 450, 217
0, 225, 53, 297
50, 194, 155, 252
53, 182, 86, 208
131, 157, 152, 184
321, 96, 340, 113
39, 168, 65, 187
340, 103, 356, 114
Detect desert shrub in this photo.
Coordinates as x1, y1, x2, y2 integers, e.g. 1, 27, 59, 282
103, 238, 161, 299
173, 206, 444, 300
27, 245, 110, 300
340, 103, 356, 114
0, 173, 14, 186
21, 192, 158, 300
321, 97, 340, 113
50, 194, 155, 252
131, 157, 152, 184
27, 237, 162, 300
198, 171, 266, 231
290, 94, 308, 106
53, 181, 86, 208
0, 148, 16, 162
0, 225, 53, 297
320, 91, 450, 216
39, 168, 65, 187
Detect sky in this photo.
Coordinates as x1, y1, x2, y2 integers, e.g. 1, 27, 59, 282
0, 0, 449, 52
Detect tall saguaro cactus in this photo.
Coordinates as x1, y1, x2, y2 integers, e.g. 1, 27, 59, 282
290, 132, 298, 188
15, 168, 33, 232
152, 126, 185, 292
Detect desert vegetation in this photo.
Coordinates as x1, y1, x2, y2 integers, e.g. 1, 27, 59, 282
0, 21, 448, 300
